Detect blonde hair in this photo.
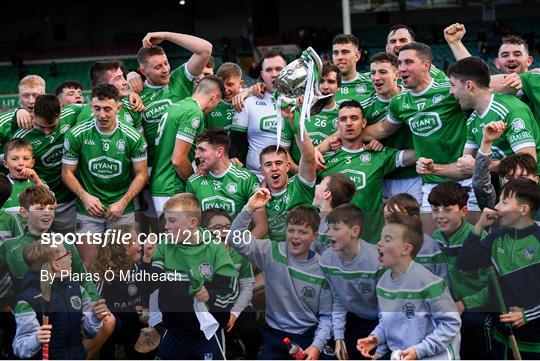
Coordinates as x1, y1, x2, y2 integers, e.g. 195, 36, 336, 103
23, 242, 61, 272
18, 75, 46, 90
163, 193, 201, 221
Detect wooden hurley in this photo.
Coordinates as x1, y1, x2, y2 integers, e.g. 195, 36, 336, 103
40, 263, 52, 360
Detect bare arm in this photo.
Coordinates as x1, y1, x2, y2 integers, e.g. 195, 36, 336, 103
172, 138, 195, 181
444, 23, 472, 61
361, 117, 402, 142
121, 160, 149, 205
296, 129, 317, 184
62, 163, 105, 217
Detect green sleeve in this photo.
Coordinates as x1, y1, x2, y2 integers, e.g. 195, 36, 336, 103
243, 173, 260, 198
504, 106, 537, 152
238, 256, 254, 279
213, 244, 238, 279
62, 129, 82, 163
462, 267, 490, 310
169, 64, 195, 100
75, 104, 92, 123
130, 132, 148, 162
176, 109, 204, 144
388, 97, 403, 124
8, 212, 23, 237
382, 147, 400, 175
465, 120, 477, 146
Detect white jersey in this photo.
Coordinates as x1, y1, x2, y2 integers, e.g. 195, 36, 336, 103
232, 92, 292, 179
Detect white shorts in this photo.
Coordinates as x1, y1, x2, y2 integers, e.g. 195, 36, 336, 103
152, 196, 171, 218
382, 176, 423, 204
52, 199, 77, 232
75, 212, 136, 234
420, 178, 480, 213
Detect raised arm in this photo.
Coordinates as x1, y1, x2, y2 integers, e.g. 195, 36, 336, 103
443, 23, 472, 61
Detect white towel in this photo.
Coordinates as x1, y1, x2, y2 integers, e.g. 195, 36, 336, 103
193, 297, 219, 340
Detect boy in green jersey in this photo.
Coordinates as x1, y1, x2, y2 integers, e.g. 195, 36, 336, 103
206, 62, 242, 132
2, 139, 44, 214
13, 95, 81, 233
458, 179, 540, 359
62, 84, 148, 266
186, 129, 267, 238
428, 182, 490, 359
150, 76, 223, 218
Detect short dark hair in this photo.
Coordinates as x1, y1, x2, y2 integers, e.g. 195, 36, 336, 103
201, 208, 231, 229
260, 145, 288, 163
4, 138, 33, 158
195, 75, 225, 99
324, 173, 356, 208
385, 212, 424, 258
388, 24, 415, 41
19, 185, 56, 209
327, 203, 364, 229
428, 182, 470, 208
500, 178, 540, 214
34, 95, 61, 124
448, 57, 491, 89
370, 52, 399, 68
195, 129, 231, 154
137, 46, 166, 67
339, 99, 364, 114
384, 193, 420, 218
497, 153, 538, 178
0, 173, 13, 207
399, 42, 433, 62
91, 83, 120, 102
260, 50, 287, 69
54, 80, 83, 97
500, 35, 529, 54
321, 62, 342, 87
332, 34, 359, 48
286, 205, 320, 233
90, 60, 124, 87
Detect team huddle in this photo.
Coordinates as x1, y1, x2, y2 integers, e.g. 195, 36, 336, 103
0, 23, 538, 360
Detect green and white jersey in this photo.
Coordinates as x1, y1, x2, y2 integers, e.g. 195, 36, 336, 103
388, 78, 468, 184
62, 119, 147, 215
139, 64, 195, 166
2, 176, 36, 214
205, 100, 235, 131
266, 175, 315, 242
12, 104, 82, 204
318, 146, 404, 244
335, 72, 374, 105
228, 246, 254, 280
290, 103, 339, 164
0, 109, 16, 162
186, 163, 259, 218
361, 92, 416, 179
77, 99, 143, 133
150, 97, 205, 197
231, 92, 293, 179
0, 209, 22, 243
465, 93, 540, 169
519, 71, 540, 123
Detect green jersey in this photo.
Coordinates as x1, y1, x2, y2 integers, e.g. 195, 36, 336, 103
318, 146, 403, 243
432, 221, 489, 310
361, 92, 416, 179
228, 246, 254, 280
267, 175, 315, 242
0, 109, 16, 160
150, 97, 205, 196
140, 64, 195, 166
62, 119, 147, 215
2, 176, 36, 213
205, 100, 235, 131
367, 65, 447, 89
290, 103, 339, 164
519, 71, 540, 123
77, 99, 143, 132
12, 104, 82, 204
335, 72, 374, 105
0, 232, 99, 300
186, 163, 259, 218
465, 93, 540, 172
0, 210, 22, 242
388, 79, 468, 184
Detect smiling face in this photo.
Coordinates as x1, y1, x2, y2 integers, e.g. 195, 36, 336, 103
386, 28, 413, 56
430, 204, 466, 235
495, 194, 525, 227
337, 106, 366, 141
4, 147, 35, 179
398, 49, 431, 91
319, 71, 339, 96
21, 203, 56, 234
260, 151, 290, 192
106, 67, 130, 98
260, 56, 286, 93
91, 97, 120, 133
494, 43, 532, 74
449, 76, 474, 110
164, 208, 198, 242
286, 222, 317, 259
19, 85, 46, 114
370, 61, 399, 97
223, 75, 244, 101
206, 214, 232, 242
195, 141, 223, 172
332, 43, 360, 78
141, 53, 172, 86
327, 221, 360, 252
376, 223, 413, 268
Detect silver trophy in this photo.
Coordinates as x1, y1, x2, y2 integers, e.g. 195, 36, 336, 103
274, 47, 332, 146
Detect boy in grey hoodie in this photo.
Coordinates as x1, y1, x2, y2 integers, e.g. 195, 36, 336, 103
228, 188, 332, 360
357, 213, 461, 360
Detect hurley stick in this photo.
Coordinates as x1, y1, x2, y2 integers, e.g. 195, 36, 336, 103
40, 263, 52, 360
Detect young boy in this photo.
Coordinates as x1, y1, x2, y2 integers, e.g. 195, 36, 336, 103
358, 213, 462, 359
319, 203, 382, 359
149, 193, 238, 360
201, 208, 258, 359
457, 178, 540, 359
12, 242, 108, 359
2, 139, 44, 214
311, 173, 356, 254
383, 193, 448, 280
228, 188, 332, 359
428, 182, 490, 359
